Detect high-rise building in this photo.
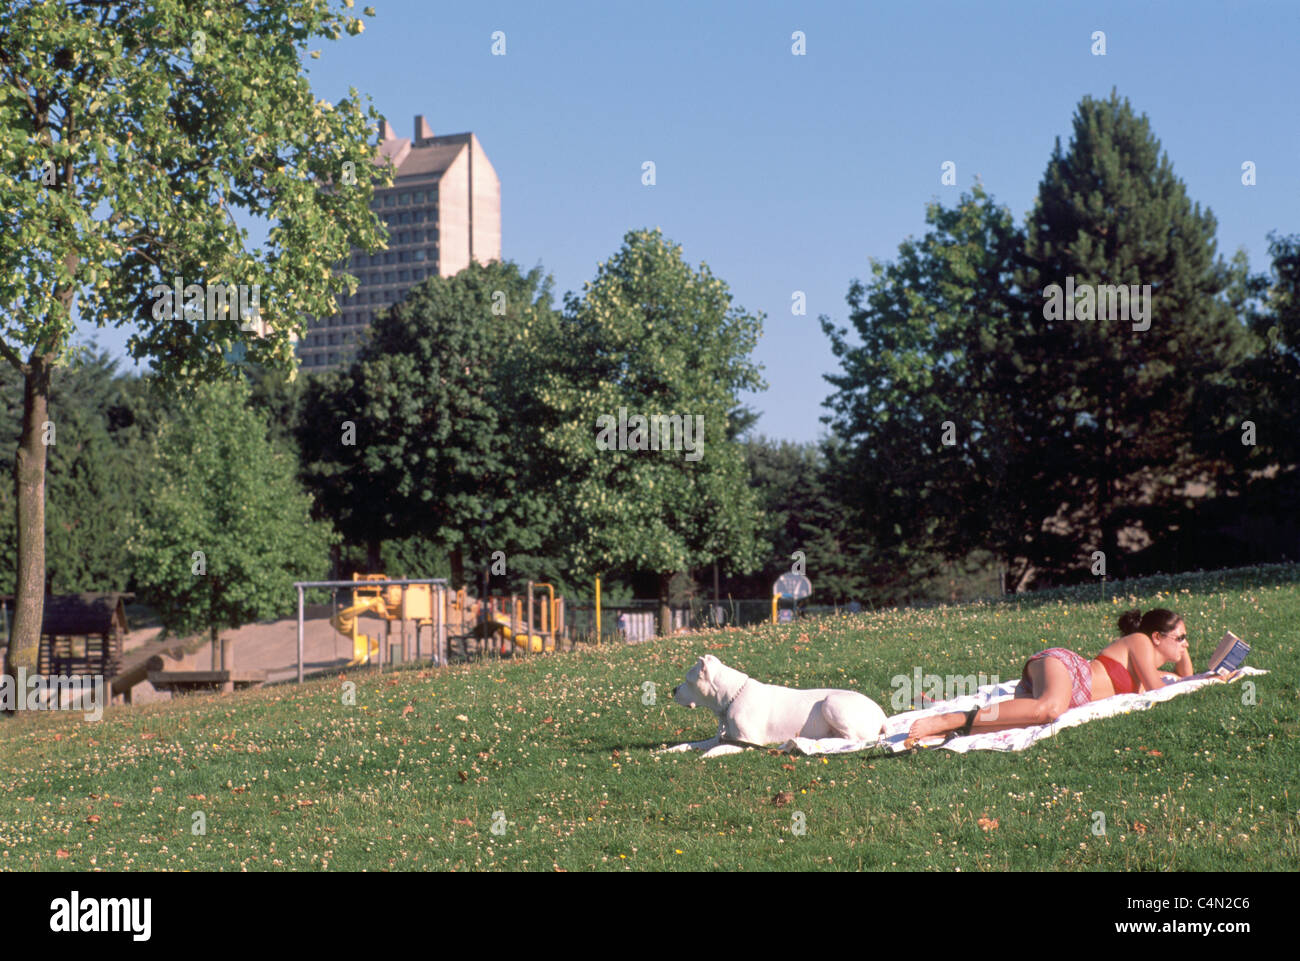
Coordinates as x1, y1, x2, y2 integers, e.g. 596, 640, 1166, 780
297, 114, 501, 371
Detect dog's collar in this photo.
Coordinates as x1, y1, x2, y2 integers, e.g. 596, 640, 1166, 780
720, 676, 753, 713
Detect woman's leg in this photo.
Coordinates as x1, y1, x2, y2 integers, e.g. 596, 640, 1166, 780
907, 657, 1072, 739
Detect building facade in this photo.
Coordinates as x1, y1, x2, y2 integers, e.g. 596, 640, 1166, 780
297, 114, 501, 371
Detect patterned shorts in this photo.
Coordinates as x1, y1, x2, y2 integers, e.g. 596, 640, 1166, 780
1014, 647, 1093, 708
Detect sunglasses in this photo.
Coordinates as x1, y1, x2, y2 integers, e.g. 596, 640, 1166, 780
1162, 632, 1187, 643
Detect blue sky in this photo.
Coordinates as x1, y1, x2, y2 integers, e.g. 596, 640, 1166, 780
83, 0, 1300, 442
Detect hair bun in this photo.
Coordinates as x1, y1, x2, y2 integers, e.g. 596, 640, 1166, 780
1117, 609, 1143, 635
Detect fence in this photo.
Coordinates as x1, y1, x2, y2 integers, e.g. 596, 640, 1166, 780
566, 597, 792, 642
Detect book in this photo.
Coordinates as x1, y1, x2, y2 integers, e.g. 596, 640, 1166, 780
1207, 631, 1251, 677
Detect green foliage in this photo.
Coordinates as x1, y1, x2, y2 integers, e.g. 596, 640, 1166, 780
545, 229, 766, 582
822, 183, 1029, 576
298, 260, 563, 587
130, 380, 332, 639
823, 91, 1281, 587
1017, 90, 1255, 571
0, 0, 387, 378
0, 349, 152, 593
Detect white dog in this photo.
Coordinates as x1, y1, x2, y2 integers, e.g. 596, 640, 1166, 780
666, 654, 886, 757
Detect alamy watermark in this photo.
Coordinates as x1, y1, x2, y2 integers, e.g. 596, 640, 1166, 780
0, 669, 105, 721
148, 277, 264, 332
891, 667, 1001, 713
595, 407, 704, 461
1043, 276, 1151, 332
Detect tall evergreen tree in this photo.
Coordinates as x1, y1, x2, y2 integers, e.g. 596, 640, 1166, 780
1015, 91, 1256, 577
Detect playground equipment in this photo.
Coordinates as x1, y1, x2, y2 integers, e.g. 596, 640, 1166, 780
295, 577, 450, 681
446, 582, 566, 658
328, 574, 438, 666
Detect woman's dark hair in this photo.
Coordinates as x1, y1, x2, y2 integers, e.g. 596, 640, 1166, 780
1118, 608, 1182, 637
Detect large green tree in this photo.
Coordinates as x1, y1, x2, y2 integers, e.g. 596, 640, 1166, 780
824, 93, 1262, 588
822, 185, 1037, 583
130, 380, 332, 661
1016, 90, 1254, 577
0, 0, 384, 678
297, 260, 563, 589
546, 229, 765, 634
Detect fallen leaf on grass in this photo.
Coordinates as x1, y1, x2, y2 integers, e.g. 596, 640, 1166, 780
773, 792, 794, 807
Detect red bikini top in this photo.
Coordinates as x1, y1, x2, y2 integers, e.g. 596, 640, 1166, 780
1095, 653, 1139, 694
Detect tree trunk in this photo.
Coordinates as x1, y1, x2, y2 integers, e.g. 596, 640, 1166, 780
449, 547, 465, 591
658, 571, 673, 637
3, 355, 54, 692
365, 537, 382, 573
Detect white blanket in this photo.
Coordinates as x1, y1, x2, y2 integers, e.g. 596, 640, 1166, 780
771, 667, 1268, 755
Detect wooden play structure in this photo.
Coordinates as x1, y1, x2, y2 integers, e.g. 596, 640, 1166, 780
0, 592, 189, 703
291, 575, 571, 681
33, 592, 129, 679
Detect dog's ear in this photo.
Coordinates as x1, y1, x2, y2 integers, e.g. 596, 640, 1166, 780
701, 654, 720, 675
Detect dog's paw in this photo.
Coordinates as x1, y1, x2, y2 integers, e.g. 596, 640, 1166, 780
701, 743, 747, 758
655, 743, 695, 754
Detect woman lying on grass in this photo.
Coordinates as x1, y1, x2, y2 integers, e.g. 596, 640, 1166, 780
907, 608, 1194, 743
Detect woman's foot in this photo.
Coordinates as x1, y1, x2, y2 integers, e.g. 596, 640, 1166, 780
907, 712, 962, 742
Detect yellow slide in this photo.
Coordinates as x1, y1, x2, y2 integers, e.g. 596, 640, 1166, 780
489, 611, 553, 653
331, 595, 388, 665
472, 611, 553, 653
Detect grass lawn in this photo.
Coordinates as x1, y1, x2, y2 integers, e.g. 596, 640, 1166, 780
2, 564, 1297, 871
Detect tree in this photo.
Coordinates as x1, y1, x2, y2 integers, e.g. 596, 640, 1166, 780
821, 185, 1036, 583
0, 348, 153, 594
130, 380, 332, 661
297, 260, 563, 589
545, 229, 765, 634
1016, 90, 1254, 579
1, 0, 385, 682
823, 93, 1262, 588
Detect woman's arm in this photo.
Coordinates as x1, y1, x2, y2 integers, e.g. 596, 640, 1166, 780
1129, 635, 1175, 692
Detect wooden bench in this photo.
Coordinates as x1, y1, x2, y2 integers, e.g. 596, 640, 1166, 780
147, 667, 267, 694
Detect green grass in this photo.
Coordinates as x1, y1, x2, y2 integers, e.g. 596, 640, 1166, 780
2, 564, 1298, 871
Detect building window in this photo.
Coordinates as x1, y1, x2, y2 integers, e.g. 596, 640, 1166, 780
398, 269, 409, 281
399, 192, 410, 205
384, 194, 394, 207
413, 268, 424, 280
413, 249, 425, 262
